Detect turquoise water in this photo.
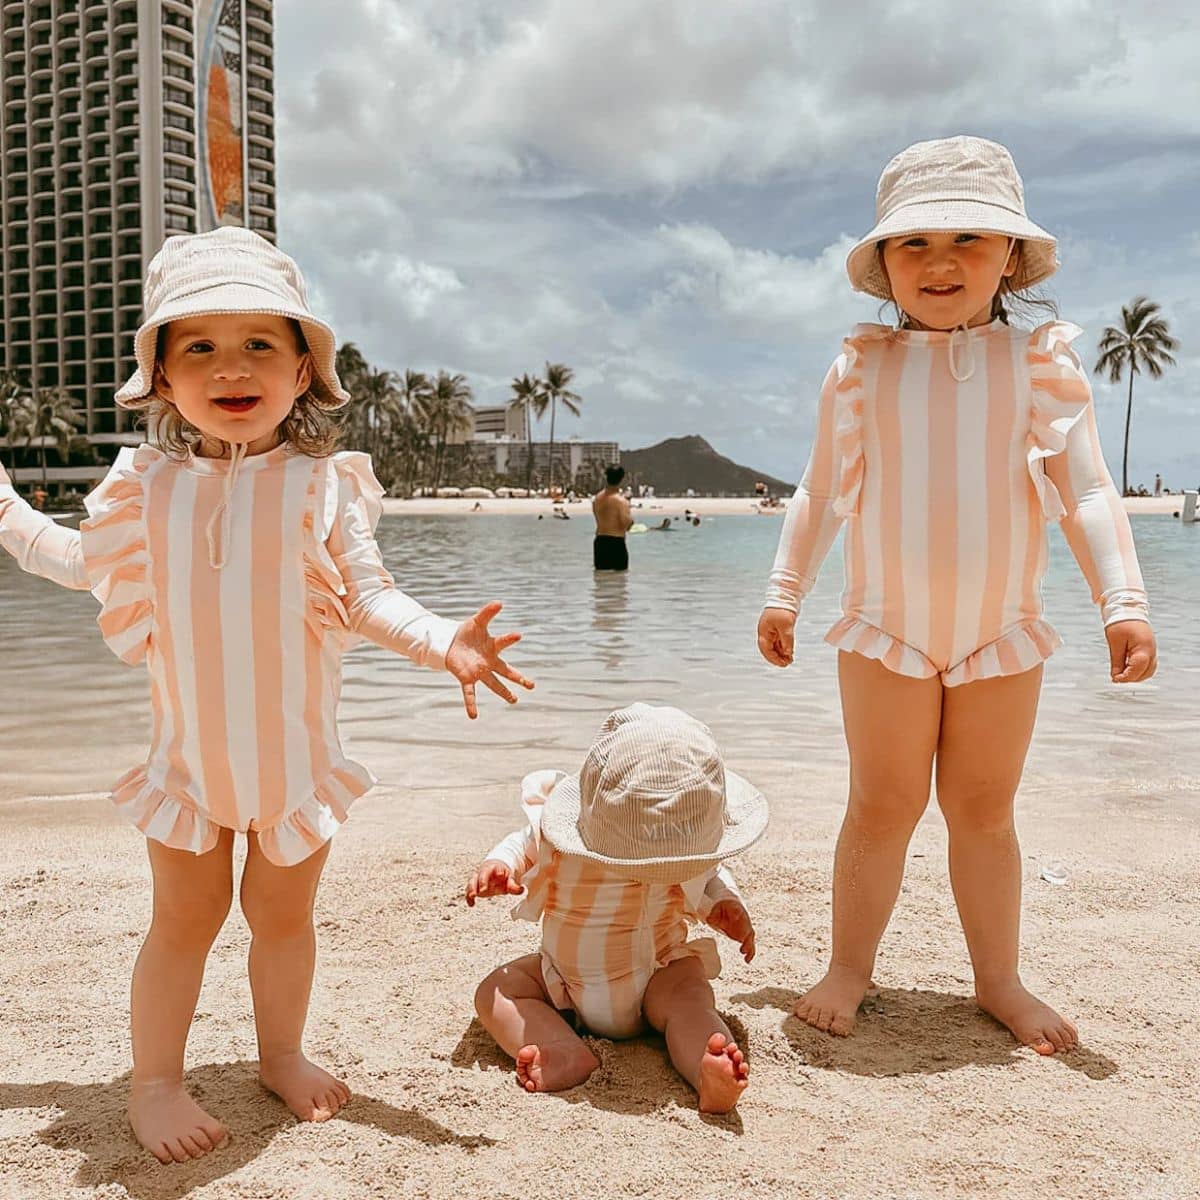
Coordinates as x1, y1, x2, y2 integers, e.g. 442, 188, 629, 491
0, 513, 1196, 809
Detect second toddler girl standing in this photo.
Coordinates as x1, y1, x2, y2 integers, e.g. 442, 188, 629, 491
0, 228, 533, 1163
757, 137, 1156, 1055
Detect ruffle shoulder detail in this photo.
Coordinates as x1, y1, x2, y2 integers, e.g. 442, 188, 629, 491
1026, 321, 1090, 521
79, 445, 165, 664
509, 770, 567, 925
831, 326, 887, 518
303, 452, 387, 640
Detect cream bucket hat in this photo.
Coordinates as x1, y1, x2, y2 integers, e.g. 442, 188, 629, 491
115, 226, 350, 408
845, 135, 1058, 300
540, 704, 769, 885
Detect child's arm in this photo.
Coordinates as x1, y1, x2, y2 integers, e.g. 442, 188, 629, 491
759, 355, 850, 666
327, 459, 461, 667
464, 824, 537, 906
1035, 327, 1156, 682
328, 456, 534, 717
0, 464, 90, 590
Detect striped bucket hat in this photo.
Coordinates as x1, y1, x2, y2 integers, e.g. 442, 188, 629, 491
115, 226, 350, 409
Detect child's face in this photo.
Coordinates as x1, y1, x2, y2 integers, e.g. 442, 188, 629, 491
880, 232, 1018, 331
156, 314, 312, 455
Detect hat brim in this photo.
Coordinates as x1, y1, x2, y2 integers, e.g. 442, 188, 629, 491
846, 199, 1058, 300
539, 769, 769, 885
114, 282, 351, 409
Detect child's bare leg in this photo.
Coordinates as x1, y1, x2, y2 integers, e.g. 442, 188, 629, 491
937, 665, 1078, 1055
129, 829, 235, 1164
474, 954, 598, 1092
796, 652, 942, 1036
642, 956, 746, 1113
240, 833, 349, 1120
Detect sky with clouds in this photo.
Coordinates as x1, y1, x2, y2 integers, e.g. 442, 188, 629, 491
273, 0, 1200, 489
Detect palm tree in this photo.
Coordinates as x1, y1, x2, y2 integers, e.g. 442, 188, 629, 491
0, 370, 29, 470
361, 366, 404, 463
507, 372, 544, 493
541, 362, 582, 494
396, 370, 432, 495
1094, 297, 1179, 496
27, 386, 83, 490
414, 371, 473, 492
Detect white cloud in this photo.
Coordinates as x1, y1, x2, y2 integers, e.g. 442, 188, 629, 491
272, 0, 1199, 483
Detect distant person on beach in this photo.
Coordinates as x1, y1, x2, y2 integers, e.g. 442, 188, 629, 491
0, 229, 533, 1165
758, 136, 1155, 1057
467, 705, 766, 1113
592, 465, 632, 570
1154, 473, 1162, 496
650, 517, 673, 531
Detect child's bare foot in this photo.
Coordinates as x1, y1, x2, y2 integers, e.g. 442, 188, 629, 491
976, 982, 1078, 1055
697, 1033, 749, 1114
128, 1080, 228, 1165
792, 965, 870, 1036
514, 1040, 599, 1093
259, 1051, 351, 1120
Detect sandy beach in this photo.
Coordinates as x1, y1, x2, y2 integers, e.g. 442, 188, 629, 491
1, 767, 1197, 1200
383, 495, 1188, 517
1, 509, 1196, 1199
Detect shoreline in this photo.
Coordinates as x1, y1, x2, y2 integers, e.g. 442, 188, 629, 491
379, 494, 1187, 517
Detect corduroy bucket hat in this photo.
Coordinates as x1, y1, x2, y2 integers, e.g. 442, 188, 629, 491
845, 135, 1058, 301
539, 703, 769, 885
115, 226, 350, 409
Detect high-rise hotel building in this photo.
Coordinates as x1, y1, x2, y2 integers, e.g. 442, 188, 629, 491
0, 0, 277, 446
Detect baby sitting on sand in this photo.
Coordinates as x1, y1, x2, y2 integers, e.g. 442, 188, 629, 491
467, 703, 767, 1113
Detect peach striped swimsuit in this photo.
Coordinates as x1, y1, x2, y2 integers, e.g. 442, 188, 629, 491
764, 319, 1150, 684
0, 443, 456, 864
488, 770, 740, 1039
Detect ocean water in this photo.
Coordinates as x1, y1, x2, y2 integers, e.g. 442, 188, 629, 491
0, 512, 1197, 814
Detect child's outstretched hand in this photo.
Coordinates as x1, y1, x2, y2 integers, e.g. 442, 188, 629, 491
1106, 620, 1157, 683
757, 609, 795, 668
707, 899, 756, 962
445, 601, 535, 719
465, 859, 524, 907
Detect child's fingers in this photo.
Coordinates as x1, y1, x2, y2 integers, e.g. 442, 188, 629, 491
507, 876, 525, 895
461, 682, 478, 720
1113, 646, 1154, 683
472, 600, 504, 629
493, 631, 522, 651
742, 930, 756, 962
465, 875, 480, 906
494, 657, 535, 690
480, 671, 517, 705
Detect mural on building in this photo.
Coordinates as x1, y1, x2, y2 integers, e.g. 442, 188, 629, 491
196, 0, 244, 228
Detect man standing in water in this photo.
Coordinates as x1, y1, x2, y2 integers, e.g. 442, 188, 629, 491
592, 465, 633, 571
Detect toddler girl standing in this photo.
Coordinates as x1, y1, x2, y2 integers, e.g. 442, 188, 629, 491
0, 228, 532, 1163
757, 137, 1155, 1054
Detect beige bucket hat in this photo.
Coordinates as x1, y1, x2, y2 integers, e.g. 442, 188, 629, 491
115, 226, 350, 408
846, 135, 1058, 300
540, 703, 769, 885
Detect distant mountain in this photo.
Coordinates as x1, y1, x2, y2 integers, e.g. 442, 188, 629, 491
619, 436, 794, 496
